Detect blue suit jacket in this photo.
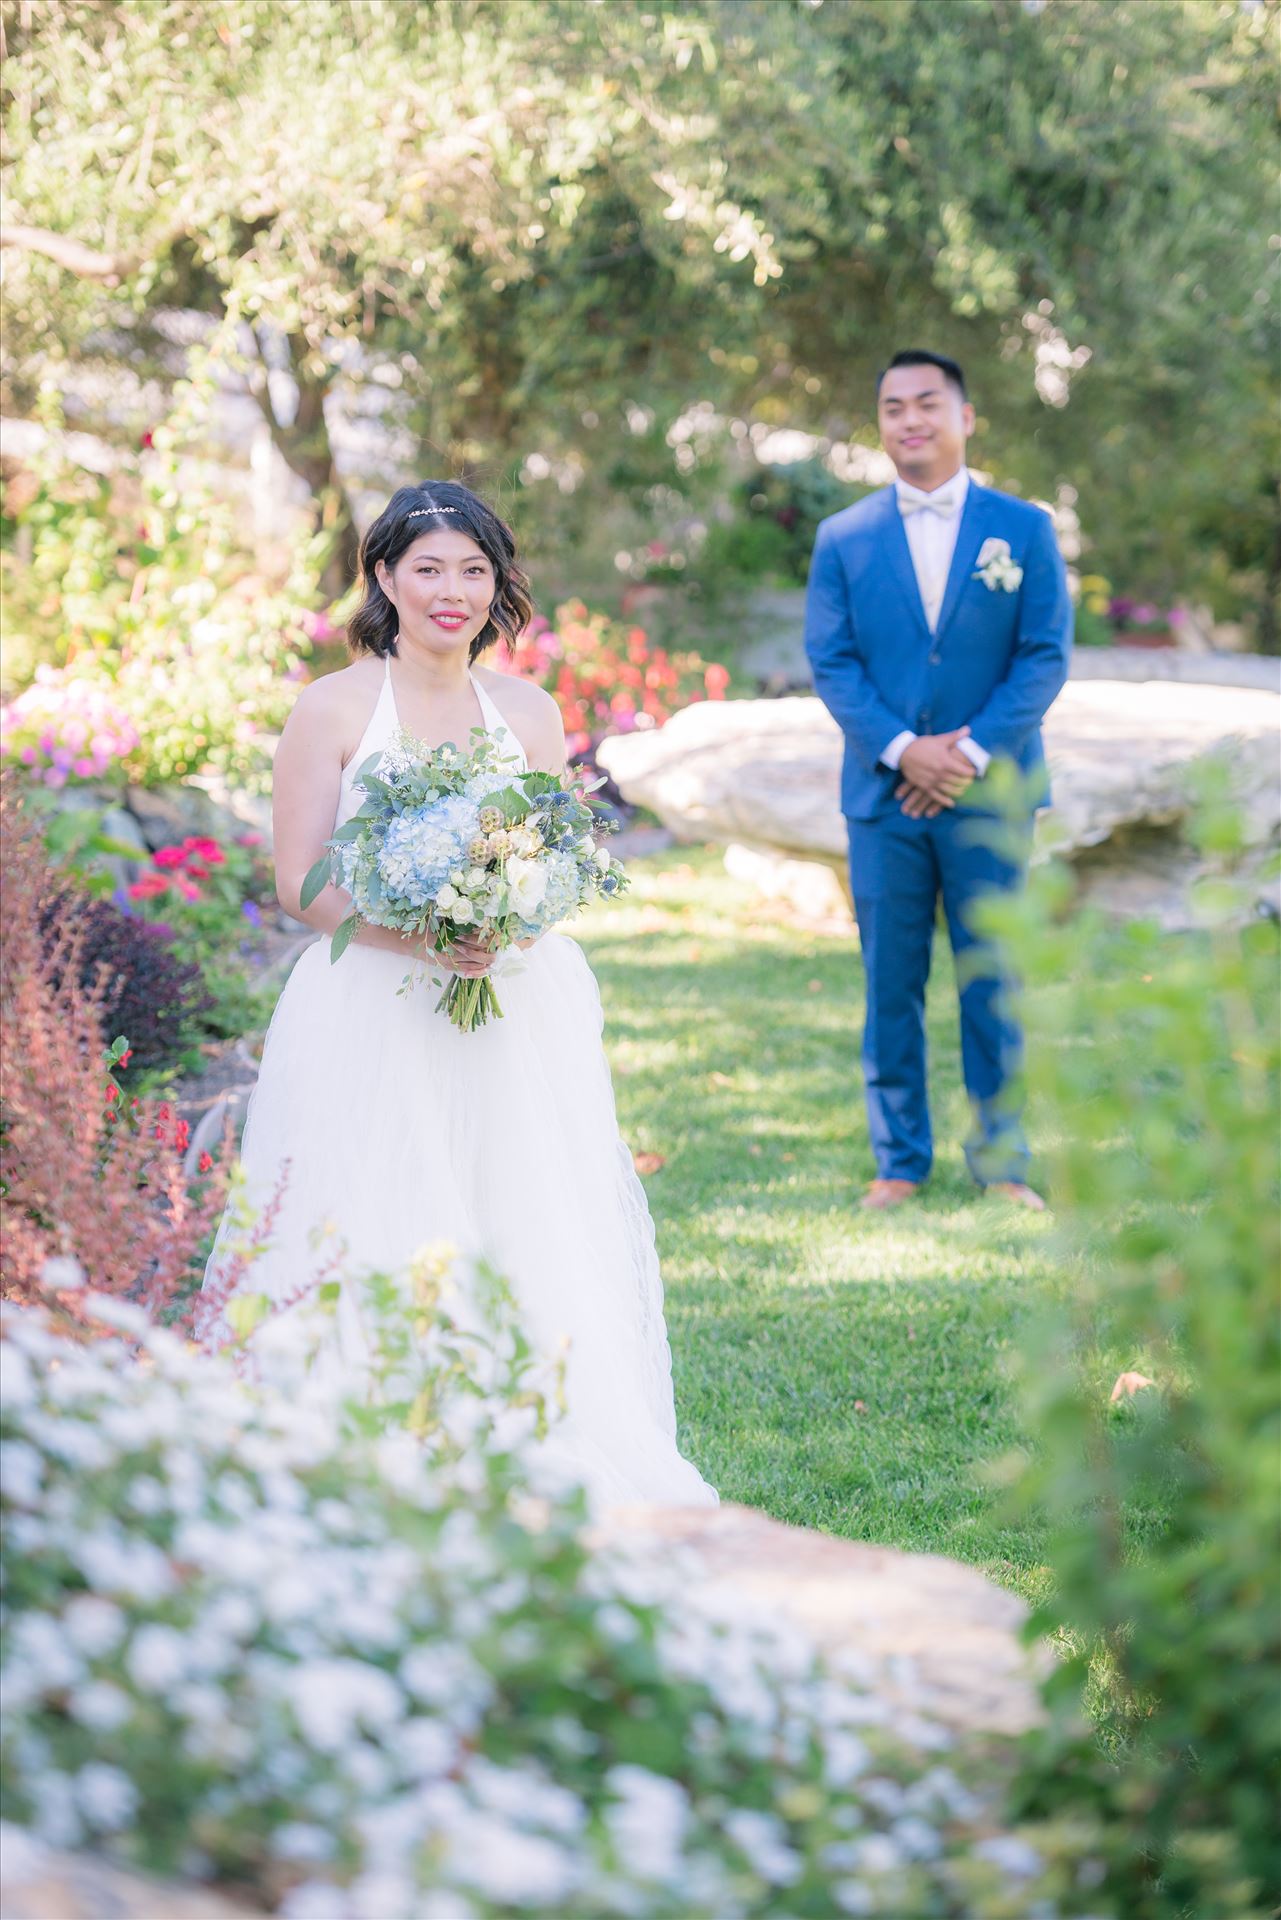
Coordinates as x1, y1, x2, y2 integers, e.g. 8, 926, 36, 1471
804, 479, 1073, 820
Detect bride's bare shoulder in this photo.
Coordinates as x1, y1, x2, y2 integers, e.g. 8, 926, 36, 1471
287, 659, 382, 724
280, 659, 384, 757
473, 662, 558, 724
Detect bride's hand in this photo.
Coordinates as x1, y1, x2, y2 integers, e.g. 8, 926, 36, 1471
443, 931, 496, 978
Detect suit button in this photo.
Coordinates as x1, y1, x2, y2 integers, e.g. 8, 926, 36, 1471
928, 651, 941, 666
918, 711, 931, 728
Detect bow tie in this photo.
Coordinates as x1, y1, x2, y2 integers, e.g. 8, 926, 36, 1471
898, 487, 960, 520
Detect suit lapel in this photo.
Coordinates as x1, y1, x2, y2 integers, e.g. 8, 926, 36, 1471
878, 490, 931, 641
934, 483, 998, 642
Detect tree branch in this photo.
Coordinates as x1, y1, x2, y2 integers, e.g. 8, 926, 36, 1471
0, 223, 137, 282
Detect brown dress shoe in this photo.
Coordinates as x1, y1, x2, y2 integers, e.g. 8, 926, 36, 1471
860, 1178, 920, 1211
987, 1181, 1048, 1213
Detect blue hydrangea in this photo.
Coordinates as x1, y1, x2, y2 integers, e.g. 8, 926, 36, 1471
376, 795, 481, 908
515, 849, 589, 937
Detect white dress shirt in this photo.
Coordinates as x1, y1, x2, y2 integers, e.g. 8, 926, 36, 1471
880, 465, 991, 778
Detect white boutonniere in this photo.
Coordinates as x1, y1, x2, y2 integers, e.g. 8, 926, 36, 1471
974, 536, 1023, 593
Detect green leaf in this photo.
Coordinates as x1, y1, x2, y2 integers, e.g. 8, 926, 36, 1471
479, 785, 531, 819
330, 818, 366, 843
330, 912, 360, 962
300, 856, 331, 910
225, 1293, 271, 1341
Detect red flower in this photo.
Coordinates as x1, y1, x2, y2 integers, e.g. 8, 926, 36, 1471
118, 1049, 132, 1069
128, 873, 169, 900
198, 1151, 214, 1174
153, 847, 186, 870
104, 1084, 119, 1104
183, 836, 224, 864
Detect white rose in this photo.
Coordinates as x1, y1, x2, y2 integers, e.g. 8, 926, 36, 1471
465, 867, 488, 890
506, 855, 549, 920
435, 885, 459, 912
591, 843, 612, 872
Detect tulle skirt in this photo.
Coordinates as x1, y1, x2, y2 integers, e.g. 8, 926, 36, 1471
201, 931, 716, 1511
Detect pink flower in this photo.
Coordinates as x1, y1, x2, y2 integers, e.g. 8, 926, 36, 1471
153, 847, 186, 870
234, 832, 264, 848
73, 757, 95, 778
128, 873, 168, 900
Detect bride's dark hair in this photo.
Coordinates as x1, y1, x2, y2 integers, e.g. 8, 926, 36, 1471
347, 481, 534, 662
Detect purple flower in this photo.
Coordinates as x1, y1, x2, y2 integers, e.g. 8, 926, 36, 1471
1133, 603, 1158, 625
1167, 606, 1186, 627
241, 900, 263, 928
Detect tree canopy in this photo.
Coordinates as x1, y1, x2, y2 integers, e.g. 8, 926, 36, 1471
2, 0, 1276, 627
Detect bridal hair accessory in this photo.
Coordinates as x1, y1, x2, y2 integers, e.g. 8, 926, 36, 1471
407, 505, 463, 519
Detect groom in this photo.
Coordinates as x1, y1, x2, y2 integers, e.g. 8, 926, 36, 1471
804, 349, 1072, 1211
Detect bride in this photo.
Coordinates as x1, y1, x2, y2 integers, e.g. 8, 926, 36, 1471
201, 481, 716, 1511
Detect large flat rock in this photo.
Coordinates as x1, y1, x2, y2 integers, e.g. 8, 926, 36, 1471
595, 1501, 1044, 1739
600, 680, 1280, 925
0, 1838, 268, 1919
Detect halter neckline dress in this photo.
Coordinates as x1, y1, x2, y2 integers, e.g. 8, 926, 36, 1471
202, 657, 717, 1511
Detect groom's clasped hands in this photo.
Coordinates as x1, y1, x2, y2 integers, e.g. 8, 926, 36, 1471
895, 726, 977, 820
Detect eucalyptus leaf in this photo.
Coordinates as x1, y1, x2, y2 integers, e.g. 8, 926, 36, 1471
330, 912, 360, 962
300, 857, 331, 911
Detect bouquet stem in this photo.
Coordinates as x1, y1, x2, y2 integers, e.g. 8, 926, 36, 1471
436, 972, 504, 1032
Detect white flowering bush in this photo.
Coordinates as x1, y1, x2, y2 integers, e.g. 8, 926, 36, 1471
1, 1259, 1096, 1918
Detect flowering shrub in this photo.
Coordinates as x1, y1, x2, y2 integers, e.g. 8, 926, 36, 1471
1073, 575, 1187, 647
1, 383, 324, 790
124, 831, 274, 964
0, 784, 226, 1307
0, 1257, 1093, 1919
0, 667, 139, 788
496, 602, 730, 758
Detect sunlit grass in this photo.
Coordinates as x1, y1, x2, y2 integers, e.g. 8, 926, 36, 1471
578, 844, 1068, 1600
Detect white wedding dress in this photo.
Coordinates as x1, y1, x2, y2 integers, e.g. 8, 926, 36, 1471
201, 660, 716, 1511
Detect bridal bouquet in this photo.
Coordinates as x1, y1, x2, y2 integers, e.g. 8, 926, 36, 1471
300, 728, 628, 1030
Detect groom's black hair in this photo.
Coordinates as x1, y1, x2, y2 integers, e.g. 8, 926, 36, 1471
877, 350, 968, 400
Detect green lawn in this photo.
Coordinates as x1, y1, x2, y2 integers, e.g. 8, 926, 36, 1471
579, 844, 1068, 1604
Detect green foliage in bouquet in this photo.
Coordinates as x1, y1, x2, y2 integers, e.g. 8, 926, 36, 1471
303, 732, 628, 1031
1, 376, 325, 790
976, 767, 1281, 1920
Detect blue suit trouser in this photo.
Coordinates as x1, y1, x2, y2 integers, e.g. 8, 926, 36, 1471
846, 807, 1031, 1186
